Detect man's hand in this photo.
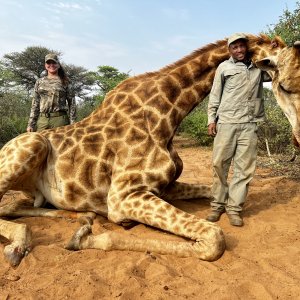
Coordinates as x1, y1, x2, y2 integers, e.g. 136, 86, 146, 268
208, 123, 217, 136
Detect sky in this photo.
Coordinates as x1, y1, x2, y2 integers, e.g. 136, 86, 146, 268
0, 0, 298, 76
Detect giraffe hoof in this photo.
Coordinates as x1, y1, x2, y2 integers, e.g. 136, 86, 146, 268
78, 216, 94, 226
3, 243, 31, 266
65, 224, 92, 251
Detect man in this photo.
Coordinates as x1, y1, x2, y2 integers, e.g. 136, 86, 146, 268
206, 33, 270, 226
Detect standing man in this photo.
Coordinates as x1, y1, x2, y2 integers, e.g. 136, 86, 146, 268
206, 33, 270, 226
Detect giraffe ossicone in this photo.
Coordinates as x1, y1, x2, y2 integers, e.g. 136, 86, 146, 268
0, 34, 294, 266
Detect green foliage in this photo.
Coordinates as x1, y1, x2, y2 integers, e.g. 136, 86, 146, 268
76, 95, 101, 120
265, 2, 300, 45
257, 90, 294, 155
178, 98, 214, 146
76, 66, 130, 121
179, 89, 294, 155
92, 65, 130, 95
0, 92, 30, 147
64, 64, 96, 100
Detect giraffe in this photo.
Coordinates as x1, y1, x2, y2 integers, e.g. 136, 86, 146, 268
0, 34, 286, 266
256, 41, 300, 147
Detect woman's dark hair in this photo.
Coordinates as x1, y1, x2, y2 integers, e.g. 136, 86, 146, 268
58, 65, 69, 86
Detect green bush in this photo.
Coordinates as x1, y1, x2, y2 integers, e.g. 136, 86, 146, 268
0, 92, 30, 147
257, 96, 293, 155
178, 99, 214, 146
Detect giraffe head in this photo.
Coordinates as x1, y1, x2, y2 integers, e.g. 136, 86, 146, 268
256, 41, 300, 147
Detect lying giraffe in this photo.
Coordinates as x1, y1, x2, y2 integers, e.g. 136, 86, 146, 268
0, 34, 286, 266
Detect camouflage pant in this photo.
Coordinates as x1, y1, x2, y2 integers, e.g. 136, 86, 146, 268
36, 114, 70, 131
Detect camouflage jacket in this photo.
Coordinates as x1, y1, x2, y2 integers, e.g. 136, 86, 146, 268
27, 76, 76, 128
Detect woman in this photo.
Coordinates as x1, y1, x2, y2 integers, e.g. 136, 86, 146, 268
26, 53, 76, 132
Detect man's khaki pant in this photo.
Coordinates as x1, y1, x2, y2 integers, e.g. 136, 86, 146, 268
211, 123, 258, 214
37, 114, 70, 131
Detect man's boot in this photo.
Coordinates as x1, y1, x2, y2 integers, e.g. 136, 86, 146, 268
206, 210, 224, 222
227, 213, 244, 227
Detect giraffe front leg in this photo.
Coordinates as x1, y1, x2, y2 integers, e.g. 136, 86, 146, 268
67, 191, 225, 261
161, 181, 212, 201
0, 219, 32, 266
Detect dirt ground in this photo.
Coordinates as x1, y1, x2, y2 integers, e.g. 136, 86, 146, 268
0, 137, 300, 300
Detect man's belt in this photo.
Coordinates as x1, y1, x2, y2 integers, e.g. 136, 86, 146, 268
40, 111, 67, 118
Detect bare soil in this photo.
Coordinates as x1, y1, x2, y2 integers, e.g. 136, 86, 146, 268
0, 136, 299, 300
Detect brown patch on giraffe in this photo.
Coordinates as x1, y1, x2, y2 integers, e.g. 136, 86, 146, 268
130, 136, 154, 158
94, 108, 114, 124
126, 127, 148, 145
50, 133, 66, 148
65, 182, 86, 205
118, 80, 139, 92
171, 66, 194, 89
161, 77, 181, 103
157, 206, 167, 215
125, 157, 147, 171
146, 95, 173, 115
169, 108, 183, 129
149, 148, 171, 169
82, 134, 103, 156
58, 147, 84, 179
177, 90, 197, 111
142, 203, 153, 211
116, 173, 144, 191
101, 149, 115, 165
104, 114, 130, 140
112, 93, 127, 106
145, 172, 168, 189
153, 118, 172, 138
135, 81, 159, 100
85, 126, 103, 135
89, 190, 107, 205
72, 128, 85, 142
143, 110, 160, 128
78, 159, 96, 190
58, 137, 75, 154
133, 200, 141, 208
118, 94, 141, 114
123, 202, 132, 209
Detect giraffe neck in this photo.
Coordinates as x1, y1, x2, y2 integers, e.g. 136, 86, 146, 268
78, 34, 285, 141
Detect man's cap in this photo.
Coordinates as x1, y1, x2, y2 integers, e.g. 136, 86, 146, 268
45, 53, 59, 63
227, 33, 248, 46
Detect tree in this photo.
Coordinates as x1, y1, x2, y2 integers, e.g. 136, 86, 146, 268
92, 65, 130, 96
63, 64, 96, 100
2, 46, 60, 92
266, 2, 300, 45
1, 46, 95, 100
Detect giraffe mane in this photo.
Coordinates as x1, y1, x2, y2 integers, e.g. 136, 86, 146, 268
120, 34, 285, 84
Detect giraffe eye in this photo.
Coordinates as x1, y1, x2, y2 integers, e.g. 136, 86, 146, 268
279, 83, 292, 94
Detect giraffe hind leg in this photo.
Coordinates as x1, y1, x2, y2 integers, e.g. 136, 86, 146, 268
162, 181, 212, 201
0, 132, 50, 196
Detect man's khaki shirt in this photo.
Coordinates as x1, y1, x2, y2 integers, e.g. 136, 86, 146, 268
28, 77, 76, 128
207, 57, 271, 125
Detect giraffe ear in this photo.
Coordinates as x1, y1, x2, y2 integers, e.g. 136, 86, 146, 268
294, 41, 300, 48
293, 41, 300, 53
255, 57, 277, 71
